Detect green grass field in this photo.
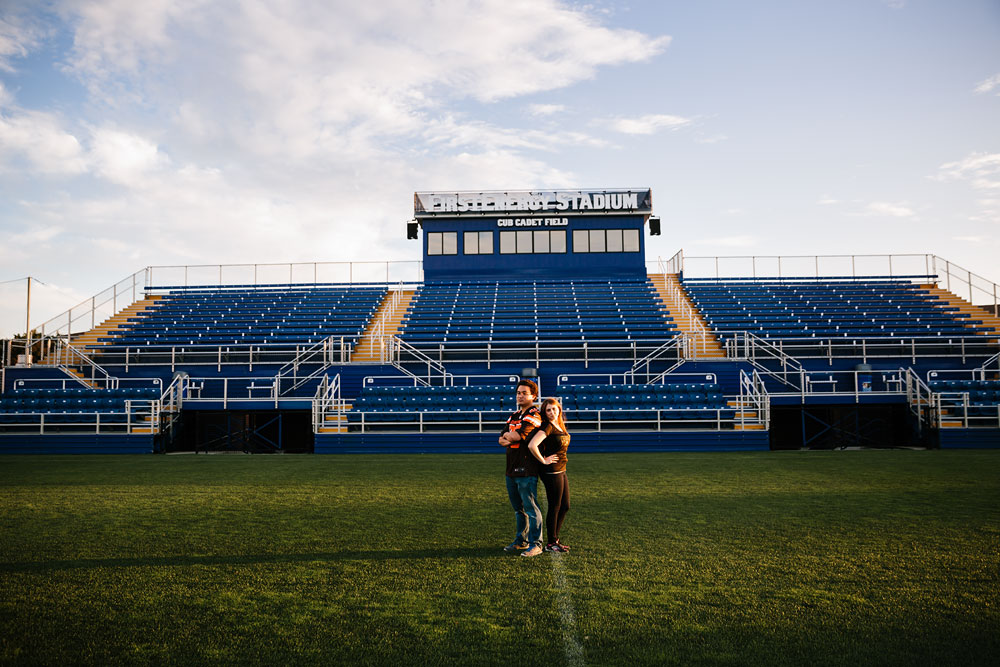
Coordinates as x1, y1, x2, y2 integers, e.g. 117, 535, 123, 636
1, 451, 998, 666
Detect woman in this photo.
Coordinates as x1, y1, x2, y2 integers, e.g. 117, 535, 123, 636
527, 397, 571, 553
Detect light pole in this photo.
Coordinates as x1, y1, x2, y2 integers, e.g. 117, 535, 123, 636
25, 276, 32, 364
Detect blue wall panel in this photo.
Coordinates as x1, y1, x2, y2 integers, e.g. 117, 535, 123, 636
0, 434, 155, 454
938, 428, 1000, 449
315, 430, 769, 454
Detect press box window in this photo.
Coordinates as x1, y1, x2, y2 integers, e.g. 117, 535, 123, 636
464, 231, 493, 255
623, 229, 640, 252
499, 230, 567, 254
427, 232, 457, 255
574, 228, 641, 253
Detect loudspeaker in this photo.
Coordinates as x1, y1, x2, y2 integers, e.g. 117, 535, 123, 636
648, 216, 661, 236
406, 222, 418, 239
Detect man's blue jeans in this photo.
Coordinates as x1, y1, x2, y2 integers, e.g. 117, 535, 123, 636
506, 475, 542, 547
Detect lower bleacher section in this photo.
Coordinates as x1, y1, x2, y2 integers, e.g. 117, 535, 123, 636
0, 386, 160, 433
344, 381, 748, 433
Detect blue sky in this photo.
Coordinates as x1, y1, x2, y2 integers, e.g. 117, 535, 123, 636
1, 0, 998, 336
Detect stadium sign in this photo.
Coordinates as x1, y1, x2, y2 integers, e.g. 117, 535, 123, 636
414, 189, 652, 218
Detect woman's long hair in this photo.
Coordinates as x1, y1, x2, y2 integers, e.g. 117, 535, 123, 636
540, 397, 568, 433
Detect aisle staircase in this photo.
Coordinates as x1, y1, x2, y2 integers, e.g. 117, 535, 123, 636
729, 397, 766, 431
351, 289, 416, 362
68, 295, 162, 350
650, 274, 726, 358
922, 285, 1000, 336
317, 403, 351, 433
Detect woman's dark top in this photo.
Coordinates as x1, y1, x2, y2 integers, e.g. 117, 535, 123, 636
538, 421, 570, 473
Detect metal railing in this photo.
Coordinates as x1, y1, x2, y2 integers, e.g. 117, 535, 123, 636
67, 340, 352, 373
626, 337, 685, 383
363, 282, 408, 363
30, 262, 423, 341
337, 406, 749, 434
678, 253, 999, 313
727, 332, 805, 391
42, 341, 116, 389
904, 368, 937, 433
0, 399, 159, 435
386, 336, 452, 386
722, 333, 999, 365
932, 393, 1000, 429
312, 374, 344, 433
273, 336, 346, 395
557, 371, 716, 388
396, 336, 681, 370
36, 268, 149, 339
738, 369, 770, 429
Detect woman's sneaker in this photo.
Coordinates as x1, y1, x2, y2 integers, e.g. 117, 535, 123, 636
520, 545, 543, 557
544, 542, 569, 553
555, 541, 570, 552
503, 541, 529, 552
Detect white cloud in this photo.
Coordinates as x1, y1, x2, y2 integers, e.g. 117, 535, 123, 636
0, 108, 88, 174
974, 74, 1000, 95
423, 115, 609, 152
61, 0, 670, 152
0, 14, 44, 72
88, 128, 168, 186
695, 134, 727, 144
883, 0, 906, 8
528, 104, 566, 116
936, 152, 1000, 190
954, 236, 984, 243
606, 114, 692, 135
864, 202, 915, 217
818, 195, 840, 205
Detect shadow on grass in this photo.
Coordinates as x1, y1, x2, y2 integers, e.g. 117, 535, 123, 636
0, 546, 506, 573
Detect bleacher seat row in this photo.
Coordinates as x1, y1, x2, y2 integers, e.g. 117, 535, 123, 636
99, 285, 387, 348
399, 278, 678, 345
681, 277, 989, 339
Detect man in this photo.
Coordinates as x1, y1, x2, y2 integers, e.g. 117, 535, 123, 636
499, 379, 544, 557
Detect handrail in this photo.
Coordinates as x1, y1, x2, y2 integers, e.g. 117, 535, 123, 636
977, 351, 1000, 380
160, 373, 189, 413
46, 341, 116, 389
662, 276, 711, 357
36, 267, 149, 338
728, 331, 805, 391
739, 369, 771, 429
273, 335, 345, 395
903, 367, 937, 433
387, 335, 452, 387
312, 373, 343, 432
367, 282, 407, 362
626, 337, 684, 383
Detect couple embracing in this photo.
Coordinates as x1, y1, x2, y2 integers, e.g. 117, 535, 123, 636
498, 379, 571, 558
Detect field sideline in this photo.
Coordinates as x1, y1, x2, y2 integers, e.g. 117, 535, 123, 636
1, 451, 998, 666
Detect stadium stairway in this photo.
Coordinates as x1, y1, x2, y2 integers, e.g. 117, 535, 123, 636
921, 284, 1000, 335
650, 274, 727, 358
66, 295, 163, 352
318, 403, 351, 434
351, 289, 416, 362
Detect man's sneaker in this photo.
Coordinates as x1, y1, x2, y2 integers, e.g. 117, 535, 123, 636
503, 541, 529, 552
544, 542, 569, 553
521, 545, 543, 558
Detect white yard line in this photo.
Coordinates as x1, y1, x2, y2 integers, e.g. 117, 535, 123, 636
550, 553, 585, 667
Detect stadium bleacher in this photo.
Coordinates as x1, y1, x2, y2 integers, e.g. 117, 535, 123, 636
682, 277, 988, 340
3, 187, 998, 452
399, 278, 677, 347
96, 284, 386, 350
